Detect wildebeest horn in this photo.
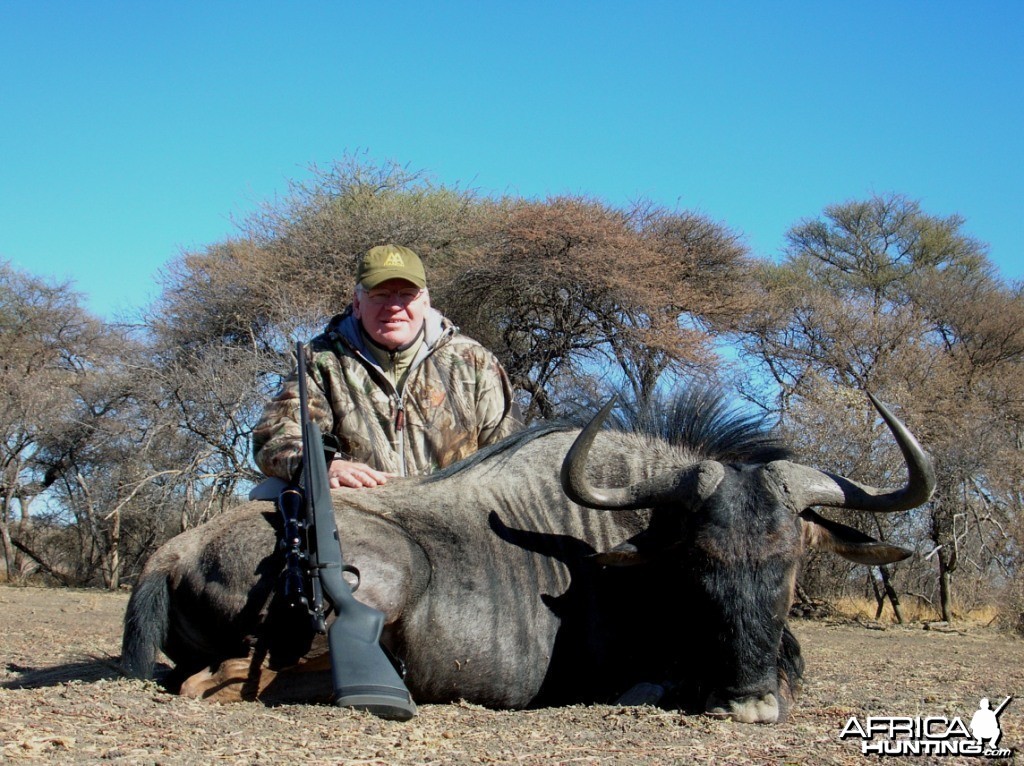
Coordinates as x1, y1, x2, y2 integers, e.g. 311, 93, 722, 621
560, 397, 725, 511
561, 392, 936, 515
767, 393, 936, 513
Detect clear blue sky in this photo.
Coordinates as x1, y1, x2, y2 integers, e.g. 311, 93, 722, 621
2, 1, 1021, 320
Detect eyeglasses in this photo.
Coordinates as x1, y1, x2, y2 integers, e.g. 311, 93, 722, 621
361, 288, 424, 306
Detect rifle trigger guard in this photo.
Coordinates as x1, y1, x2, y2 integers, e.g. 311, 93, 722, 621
342, 564, 361, 592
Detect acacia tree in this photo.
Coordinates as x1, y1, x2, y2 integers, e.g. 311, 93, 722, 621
0, 261, 173, 587
0, 263, 113, 580
38, 385, 169, 588
155, 156, 753, 426
436, 196, 753, 419
910, 265, 1024, 621
737, 193, 1023, 621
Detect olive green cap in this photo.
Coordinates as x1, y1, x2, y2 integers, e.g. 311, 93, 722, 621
357, 244, 427, 289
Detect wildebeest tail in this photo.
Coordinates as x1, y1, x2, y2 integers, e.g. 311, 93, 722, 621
120, 570, 170, 679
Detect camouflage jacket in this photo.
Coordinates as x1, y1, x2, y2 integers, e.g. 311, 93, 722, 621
252, 307, 519, 482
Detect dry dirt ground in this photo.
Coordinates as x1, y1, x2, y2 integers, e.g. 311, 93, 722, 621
0, 585, 1021, 765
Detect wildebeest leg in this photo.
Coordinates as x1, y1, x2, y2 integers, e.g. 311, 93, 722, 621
704, 624, 804, 723
774, 625, 804, 722
180, 643, 334, 704
179, 654, 264, 703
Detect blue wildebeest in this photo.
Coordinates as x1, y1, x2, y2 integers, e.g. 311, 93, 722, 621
121, 390, 934, 723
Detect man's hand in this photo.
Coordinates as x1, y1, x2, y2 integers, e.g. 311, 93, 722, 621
328, 459, 394, 488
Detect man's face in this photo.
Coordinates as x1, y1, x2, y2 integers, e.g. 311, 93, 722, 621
353, 278, 429, 350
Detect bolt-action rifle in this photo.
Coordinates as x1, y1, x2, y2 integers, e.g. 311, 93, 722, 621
275, 341, 416, 720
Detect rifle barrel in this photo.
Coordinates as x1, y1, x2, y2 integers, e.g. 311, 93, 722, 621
292, 340, 416, 720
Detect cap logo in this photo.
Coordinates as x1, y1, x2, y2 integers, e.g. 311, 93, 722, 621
383, 252, 405, 267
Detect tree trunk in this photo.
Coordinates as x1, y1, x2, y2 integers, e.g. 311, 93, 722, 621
869, 568, 905, 623
938, 549, 955, 622
871, 574, 885, 619
106, 508, 121, 590
0, 519, 15, 582
879, 567, 905, 624
867, 517, 905, 623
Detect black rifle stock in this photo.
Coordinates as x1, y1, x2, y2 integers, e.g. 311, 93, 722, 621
285, 341, 416, 720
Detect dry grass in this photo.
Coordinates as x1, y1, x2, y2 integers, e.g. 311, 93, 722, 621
831, 596, 1001, 627
2, 586, 1022, 765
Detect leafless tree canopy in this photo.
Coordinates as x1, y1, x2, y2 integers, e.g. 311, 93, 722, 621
435, 195, 753, 418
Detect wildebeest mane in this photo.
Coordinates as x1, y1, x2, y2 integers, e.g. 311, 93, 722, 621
422, 422, 574, 482
425, 386, 792, 485
609, 385, 794, 464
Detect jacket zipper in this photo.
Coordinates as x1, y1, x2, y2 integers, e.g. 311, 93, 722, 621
336, 320, 455, 479
390, 333, 450, 479
394, 396, 407, 477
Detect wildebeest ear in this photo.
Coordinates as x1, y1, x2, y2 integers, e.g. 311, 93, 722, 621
800, 509, 913, 566
591, 540, 649, 567
591, 530, 682, 567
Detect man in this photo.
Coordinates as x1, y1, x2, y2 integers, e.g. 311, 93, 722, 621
253, 244, 519, 488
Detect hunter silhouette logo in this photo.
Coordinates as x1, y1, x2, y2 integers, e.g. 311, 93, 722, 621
971, 697, 1010, 748
383, 252, 405, 267
840, 695, 1014, 757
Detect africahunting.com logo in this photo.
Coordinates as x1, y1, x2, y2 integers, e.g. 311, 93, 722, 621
839, 696, 1014, 757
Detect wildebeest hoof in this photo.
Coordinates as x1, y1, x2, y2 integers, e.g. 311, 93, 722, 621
705, 691, 780, 724
615, 682, 667, 706
180, 657, 257, 702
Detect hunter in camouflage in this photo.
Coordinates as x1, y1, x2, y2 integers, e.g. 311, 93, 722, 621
252, 245, 519, 487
